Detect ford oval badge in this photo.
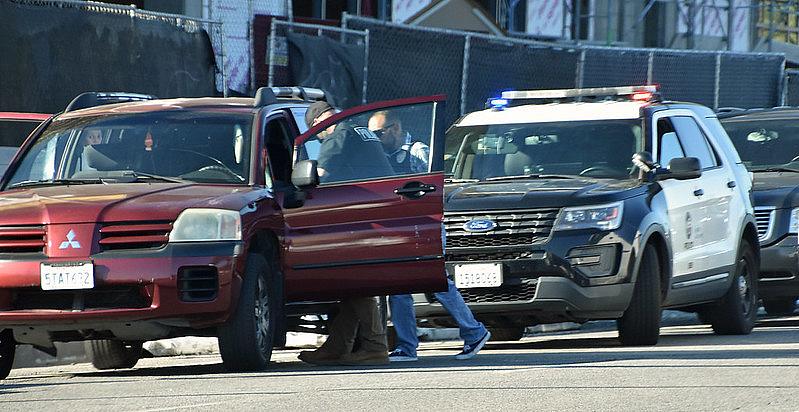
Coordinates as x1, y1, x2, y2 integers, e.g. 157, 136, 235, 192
463, 219, 497, 232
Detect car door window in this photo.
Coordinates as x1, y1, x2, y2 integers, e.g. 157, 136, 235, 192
264, 115, 294, 187
670, 116, 718, 169
297, 103, 436, 185
657, 119, 685, 167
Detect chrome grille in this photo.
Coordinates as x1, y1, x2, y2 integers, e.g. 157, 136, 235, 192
444, 209, 559, 249
99, 221, 172, 251
754, 207, 775, 241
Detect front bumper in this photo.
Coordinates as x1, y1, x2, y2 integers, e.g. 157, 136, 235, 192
0, 242, 242, 330
759, 235, 799, 298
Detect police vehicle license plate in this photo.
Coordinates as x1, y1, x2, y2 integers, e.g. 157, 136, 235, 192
453, 263, 503, 289
40, 261, 94, 290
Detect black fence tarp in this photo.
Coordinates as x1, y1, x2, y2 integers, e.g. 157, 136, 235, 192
0, 0, 217, 115
286, 32, 364, 109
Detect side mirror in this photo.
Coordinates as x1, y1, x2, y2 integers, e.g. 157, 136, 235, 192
291, 159, 320, 188
665, 157, 702, 180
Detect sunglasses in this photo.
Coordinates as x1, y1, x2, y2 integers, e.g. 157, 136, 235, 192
372, 123, 396, 138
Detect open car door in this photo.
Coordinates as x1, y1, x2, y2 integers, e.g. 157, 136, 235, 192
0, 112, 50, 177
282, 96, 447, 301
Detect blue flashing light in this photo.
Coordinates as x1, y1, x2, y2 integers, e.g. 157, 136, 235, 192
490, 98, 508, 109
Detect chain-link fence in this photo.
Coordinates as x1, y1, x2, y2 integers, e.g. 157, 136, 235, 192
338, 15, 785, 126
267, 20, 368, 108
2, 0, 223, 112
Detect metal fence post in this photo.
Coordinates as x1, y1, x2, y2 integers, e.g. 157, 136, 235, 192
714, 52, 721, 110
248, 0, 255, 94
268, 20, 277, 87
647, 51, 654, 84
575, 49, 585, 90
461, 35, 471, 116
779, 58, 787, 106
363, 29, 370, 104
220, 22, 228, 97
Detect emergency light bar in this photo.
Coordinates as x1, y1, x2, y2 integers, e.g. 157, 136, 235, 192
254, 86, 328, 107
501, 85, 659, 102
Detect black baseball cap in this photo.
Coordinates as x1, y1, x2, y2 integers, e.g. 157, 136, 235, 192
304, 101, 334, 128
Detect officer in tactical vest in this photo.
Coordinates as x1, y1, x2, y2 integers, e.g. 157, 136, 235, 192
368, 110, 429, 175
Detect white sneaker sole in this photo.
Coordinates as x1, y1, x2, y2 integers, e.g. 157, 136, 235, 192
388, 357, 418, 362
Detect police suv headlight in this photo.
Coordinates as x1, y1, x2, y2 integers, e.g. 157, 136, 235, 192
789, 208, 799, 234
554, 202, 624, 231
169, 209, 242, 242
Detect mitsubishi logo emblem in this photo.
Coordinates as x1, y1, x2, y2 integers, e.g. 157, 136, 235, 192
59, 230, 82, 249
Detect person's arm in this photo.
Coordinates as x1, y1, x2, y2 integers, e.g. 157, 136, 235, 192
316, 131, 348, 182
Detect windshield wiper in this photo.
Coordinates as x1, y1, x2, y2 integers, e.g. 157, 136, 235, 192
8, 178, 104, 189
123, 172, 188, 184
750, 167, 799, 173
484, 174, 577, 182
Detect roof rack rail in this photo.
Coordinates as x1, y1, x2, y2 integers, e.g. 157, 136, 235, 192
500, 85, 659, 103
65, 92, 157, 112
715, 107, 746, 113
254, 86, 327, 107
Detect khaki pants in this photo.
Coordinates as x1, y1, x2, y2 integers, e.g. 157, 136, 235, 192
319, 296, 387, 355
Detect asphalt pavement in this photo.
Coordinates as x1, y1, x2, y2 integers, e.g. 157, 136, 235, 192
2, 313, 799, 411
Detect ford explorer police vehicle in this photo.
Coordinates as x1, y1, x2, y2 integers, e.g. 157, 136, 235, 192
415, 85, 759, 345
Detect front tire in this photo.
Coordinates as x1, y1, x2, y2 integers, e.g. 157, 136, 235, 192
0, 329, 15, 379
617, 244, 662, 346
709, 240, 758, 335
218, 253, 277, 371
762, 297, 797, 316
85, 340, 142, 370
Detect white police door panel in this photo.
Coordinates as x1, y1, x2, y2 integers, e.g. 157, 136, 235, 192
652, 112, 709, 280
670, 115, 737, 277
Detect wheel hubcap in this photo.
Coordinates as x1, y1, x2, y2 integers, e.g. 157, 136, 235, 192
738, 258, 753, 316
254, 276, 270, 356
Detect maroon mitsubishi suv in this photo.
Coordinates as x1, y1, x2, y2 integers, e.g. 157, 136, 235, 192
0, 89, 447, 378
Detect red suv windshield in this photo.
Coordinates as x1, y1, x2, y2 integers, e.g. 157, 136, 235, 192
6, 111, 253, 187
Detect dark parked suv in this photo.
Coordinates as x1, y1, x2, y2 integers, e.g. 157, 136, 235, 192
0, 89, 448, 378
414, 86, 760, 344
719, 107, 799, 315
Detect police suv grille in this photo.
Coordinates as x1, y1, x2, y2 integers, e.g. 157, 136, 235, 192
429, 281, 537, 304
11, 286, 150, 310
444, 209, 559, 248
446, 251, 536, 261
0, 226, 46, 254
754, 208, 775, 241
99, 221, 172, 251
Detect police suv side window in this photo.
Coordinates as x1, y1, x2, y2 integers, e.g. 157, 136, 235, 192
657, 118, 685, 167
670, 116, 718, 169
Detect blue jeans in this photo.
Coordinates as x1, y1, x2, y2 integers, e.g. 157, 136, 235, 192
389, 278, 487, 357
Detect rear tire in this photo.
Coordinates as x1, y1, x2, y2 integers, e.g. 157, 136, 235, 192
488, 327, 525, 341
617, 244, 662, 346
218, 253, 277, 371
709, 240, 758, 335
762, 297, 797, 316
85, 340, 142, 370
0, 329, 15, 379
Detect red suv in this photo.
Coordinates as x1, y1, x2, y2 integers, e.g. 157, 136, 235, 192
0, 89, 447, 378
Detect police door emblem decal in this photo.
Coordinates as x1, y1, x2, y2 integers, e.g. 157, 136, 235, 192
59, 229, 82, 249
684, 212, 693, 250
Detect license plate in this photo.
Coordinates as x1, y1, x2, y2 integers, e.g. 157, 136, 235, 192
453, 263, 503, 289
40, 261, 94, 291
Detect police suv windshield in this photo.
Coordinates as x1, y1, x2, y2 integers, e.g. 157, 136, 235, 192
721, 118, 799, 171
5, 111, 253, 188
445, 119, 643, 180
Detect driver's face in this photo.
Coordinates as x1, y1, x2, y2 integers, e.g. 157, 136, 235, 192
84, 130, 102, 145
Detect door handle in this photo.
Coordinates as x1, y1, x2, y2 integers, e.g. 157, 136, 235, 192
394, 182, 437, 199
727, 181, 736, 188
693, 189, 704, 197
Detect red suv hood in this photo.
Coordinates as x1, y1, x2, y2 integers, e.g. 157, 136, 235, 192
0, 183, 254, 225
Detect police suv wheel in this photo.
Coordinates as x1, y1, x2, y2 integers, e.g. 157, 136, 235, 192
0, 329, 15, 379
617, 244, 662, 346
218, 253, 277, 371
85, 340, 142, 370
709, 240, 758, 335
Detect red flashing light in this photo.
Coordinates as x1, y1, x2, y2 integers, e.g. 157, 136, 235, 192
632, 91, 653, 101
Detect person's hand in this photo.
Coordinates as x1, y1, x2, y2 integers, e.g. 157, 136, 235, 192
317, 167, 327, 177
